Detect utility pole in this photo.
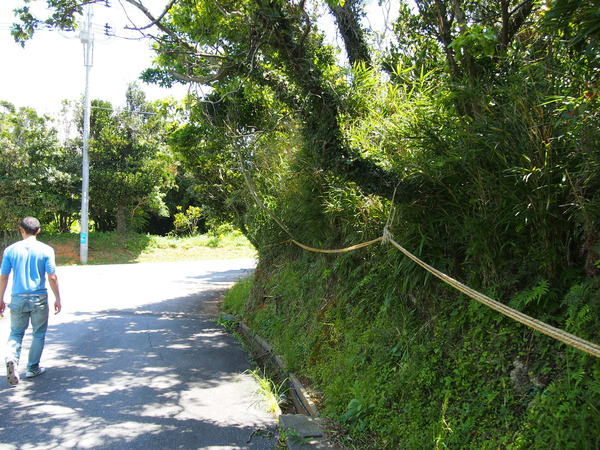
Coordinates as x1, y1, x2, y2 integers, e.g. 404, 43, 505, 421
79, 4, 93, 263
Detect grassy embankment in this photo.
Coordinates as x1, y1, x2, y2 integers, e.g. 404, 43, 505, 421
222, 249, 600, 448
2, 229, 256, 265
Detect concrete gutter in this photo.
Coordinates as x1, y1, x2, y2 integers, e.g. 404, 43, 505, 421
229, 318, 342, 449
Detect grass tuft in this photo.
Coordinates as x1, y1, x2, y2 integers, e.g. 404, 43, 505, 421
248, 368, 288, 417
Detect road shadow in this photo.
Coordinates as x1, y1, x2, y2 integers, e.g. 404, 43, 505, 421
0, 287, 276, 449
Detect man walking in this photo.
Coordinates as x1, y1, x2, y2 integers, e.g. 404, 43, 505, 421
0, 217, 62, 385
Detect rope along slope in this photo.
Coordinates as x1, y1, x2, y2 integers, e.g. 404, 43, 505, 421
281, 228, 600, 358
238, 156, 600, 357
380, 229, 600, 358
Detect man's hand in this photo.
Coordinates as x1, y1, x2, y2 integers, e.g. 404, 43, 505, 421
48, 273, 61, 314
0, 274, 9, 318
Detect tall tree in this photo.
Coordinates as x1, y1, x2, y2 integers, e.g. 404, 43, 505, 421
84, 85, 175, 233
0, 101, 80, 233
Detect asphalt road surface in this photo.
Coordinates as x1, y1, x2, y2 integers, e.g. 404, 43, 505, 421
0, 259, 278, 449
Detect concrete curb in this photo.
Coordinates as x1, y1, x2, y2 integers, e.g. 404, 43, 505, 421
226, 317, 341, 449
279, 414, 338, 449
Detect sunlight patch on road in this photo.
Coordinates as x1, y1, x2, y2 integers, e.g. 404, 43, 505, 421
55, 420, 167, 448
68, 372, 180, 399
166, 343, 193, 349
137, 401, 183, 418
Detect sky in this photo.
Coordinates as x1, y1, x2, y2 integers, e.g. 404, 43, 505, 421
0, 0, 190, 115
0, 0, 399, 116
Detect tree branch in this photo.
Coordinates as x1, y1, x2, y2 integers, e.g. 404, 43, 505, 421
122, 0, 177, 31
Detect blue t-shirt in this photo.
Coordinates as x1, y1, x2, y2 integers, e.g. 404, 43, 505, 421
1, 237, 56, 296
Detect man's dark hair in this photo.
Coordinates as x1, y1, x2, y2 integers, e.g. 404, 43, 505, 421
20, 216, 41, 235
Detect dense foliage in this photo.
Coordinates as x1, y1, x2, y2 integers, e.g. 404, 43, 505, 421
1, 86, 191, 235
84, 85, 176, 232
0, 101, 80, 235
7, 0, 600, 447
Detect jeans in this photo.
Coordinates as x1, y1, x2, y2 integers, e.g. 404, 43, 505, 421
6, 295, 49, 371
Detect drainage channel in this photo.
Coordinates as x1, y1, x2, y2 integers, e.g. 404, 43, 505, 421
224, 316, 341, 449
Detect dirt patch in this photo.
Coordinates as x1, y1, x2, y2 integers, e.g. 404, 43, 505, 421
54, 243, 80, 265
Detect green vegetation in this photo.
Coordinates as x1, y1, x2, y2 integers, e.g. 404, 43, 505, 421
0, 101, 79, 232
224, 250, 599, 448
222, 276, 254, 314
248, 368, 287, 417
85, 85, 176, 234
1, 229, 256, 266
7, 0, 600, 447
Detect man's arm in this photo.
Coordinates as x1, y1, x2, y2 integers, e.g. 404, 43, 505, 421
0, 273, 9, 317
47, 273, 61, 314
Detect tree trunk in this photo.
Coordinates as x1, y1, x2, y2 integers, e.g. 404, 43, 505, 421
254, 0, 403, 201
116, 206, 127, 234
328, 0, 372, 68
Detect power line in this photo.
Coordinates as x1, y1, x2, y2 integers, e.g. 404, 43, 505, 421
0, 0, 153, 42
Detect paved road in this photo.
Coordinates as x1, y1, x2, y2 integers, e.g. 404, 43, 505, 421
0, 259, 277, 449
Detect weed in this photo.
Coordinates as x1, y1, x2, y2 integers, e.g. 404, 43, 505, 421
276, 427, 309, 448
248, 368, 288, 417
234, 246, 599, 448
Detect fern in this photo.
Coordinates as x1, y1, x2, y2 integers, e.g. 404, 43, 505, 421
509, 279, 550, 310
